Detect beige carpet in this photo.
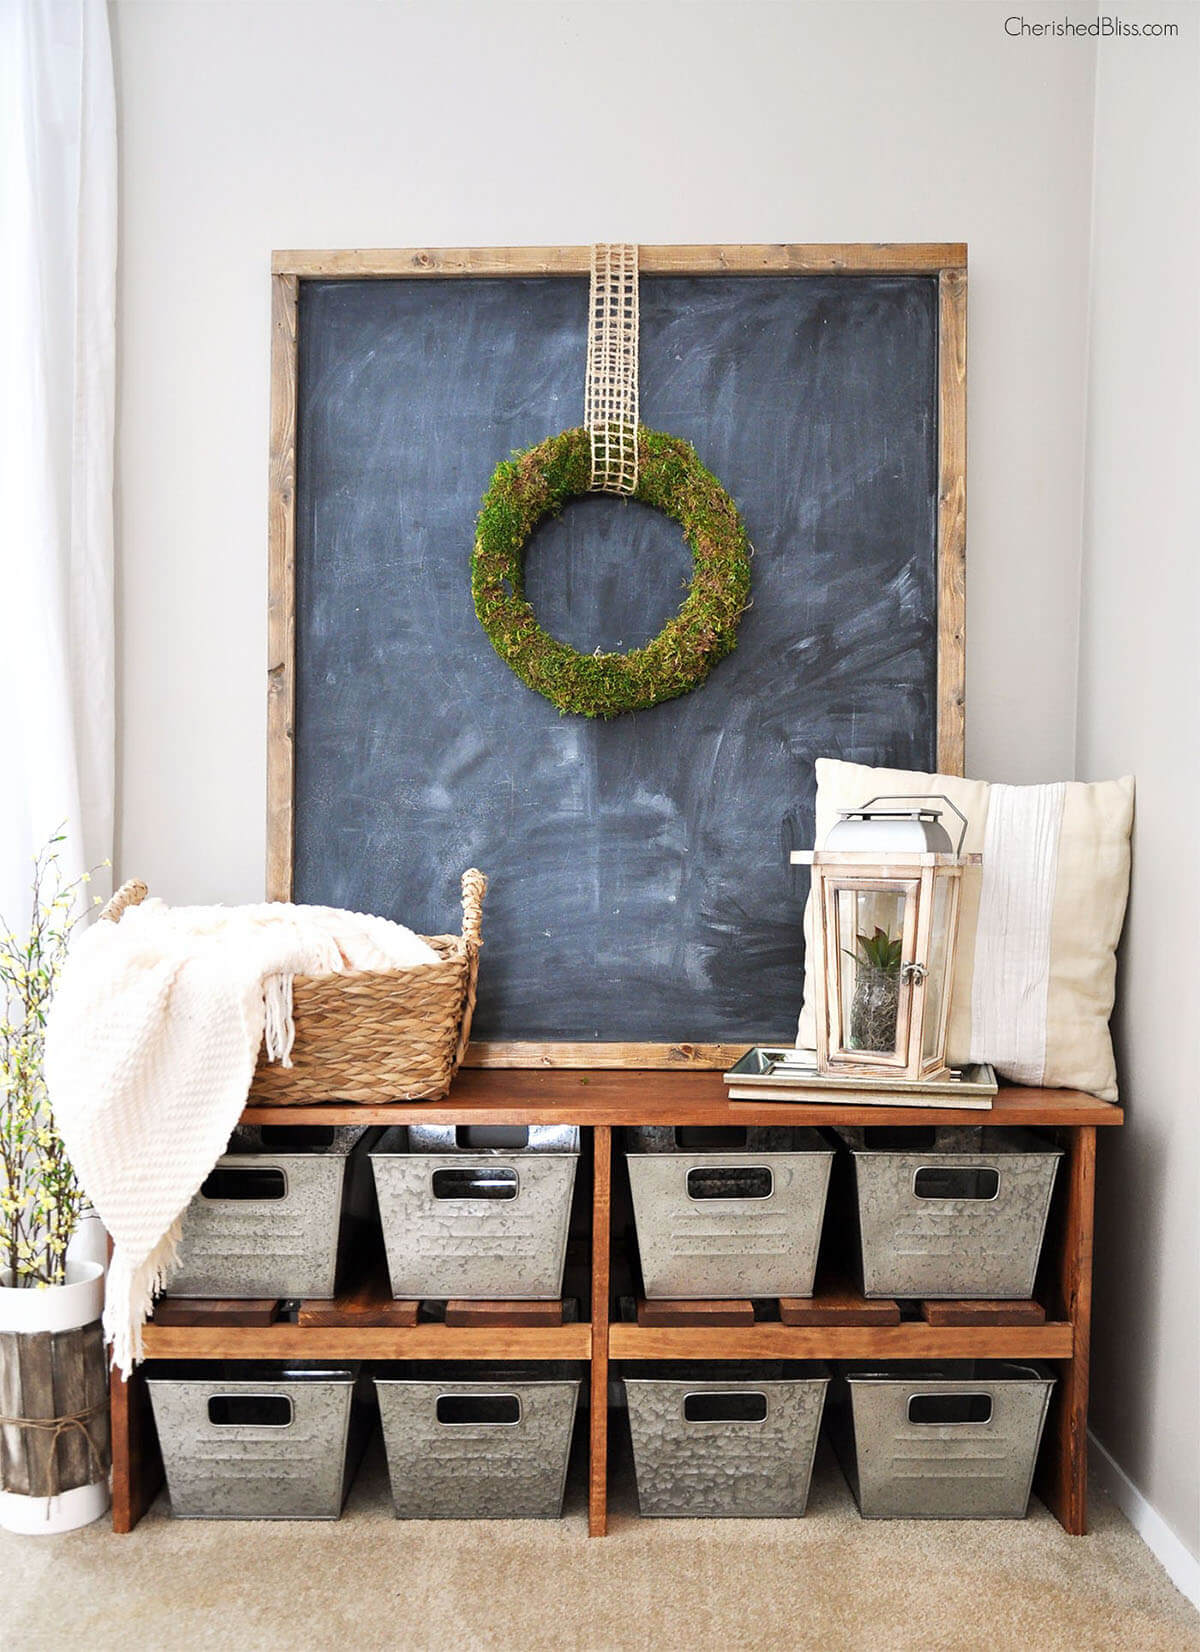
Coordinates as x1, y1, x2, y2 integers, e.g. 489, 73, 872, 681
2, 1439, 1196, 1652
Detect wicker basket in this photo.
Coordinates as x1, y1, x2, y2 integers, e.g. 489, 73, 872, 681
99, 870, 487, 1105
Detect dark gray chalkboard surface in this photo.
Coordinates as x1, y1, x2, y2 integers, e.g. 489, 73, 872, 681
291, 271, 940, 1043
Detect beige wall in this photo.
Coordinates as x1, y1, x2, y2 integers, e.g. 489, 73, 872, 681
1078, 16, 1200, 1564
109, 0, 1096, 904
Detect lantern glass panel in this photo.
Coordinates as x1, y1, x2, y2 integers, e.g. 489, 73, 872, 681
923, 875, 954, 1062
835, 886, 907, 1058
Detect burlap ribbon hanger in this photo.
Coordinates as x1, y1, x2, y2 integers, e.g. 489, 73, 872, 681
584, 243, 640, 494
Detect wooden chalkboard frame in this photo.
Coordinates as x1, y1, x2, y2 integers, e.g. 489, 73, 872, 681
266, 243, 966, 1070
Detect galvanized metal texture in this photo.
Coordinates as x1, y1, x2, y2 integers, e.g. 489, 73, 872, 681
370, 1127, 579, 1301
374, 1363, 582, 1519
167, 1128, 373, 1301
230, 1124, 366, 1153
835, 1361, 1055, 1519
624, 1127, 833, 1300
624, 1363, 829, 1518
406, 1123, 580, 1154
837, 1126, 1063, 1299
146, 1362, 364, 1520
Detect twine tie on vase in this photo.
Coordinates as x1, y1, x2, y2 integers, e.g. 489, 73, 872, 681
0, 1398, 108, 1517
584, 243, 639, 494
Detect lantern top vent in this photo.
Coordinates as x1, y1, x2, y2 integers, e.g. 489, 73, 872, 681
823, 792, 968, 857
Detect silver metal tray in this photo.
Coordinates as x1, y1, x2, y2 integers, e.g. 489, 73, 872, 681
723, 1048, 998, 1106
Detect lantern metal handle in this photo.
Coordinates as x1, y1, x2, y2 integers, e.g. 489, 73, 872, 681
856, 794, 969, 857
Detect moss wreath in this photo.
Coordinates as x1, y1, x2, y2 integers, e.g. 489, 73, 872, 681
471, 426, 751, 718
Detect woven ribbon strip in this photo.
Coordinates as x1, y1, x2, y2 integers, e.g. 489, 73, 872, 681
584, 243, 639, 494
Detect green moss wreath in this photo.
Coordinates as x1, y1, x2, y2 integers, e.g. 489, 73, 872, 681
471, 426, 751, 718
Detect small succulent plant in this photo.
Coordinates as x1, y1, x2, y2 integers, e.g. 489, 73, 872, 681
845, 926, 903, 973
846, 925, 903, 1051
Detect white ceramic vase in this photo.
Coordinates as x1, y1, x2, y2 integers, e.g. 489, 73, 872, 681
0, 1260, 110, 1534
66, 1210, 109, 1268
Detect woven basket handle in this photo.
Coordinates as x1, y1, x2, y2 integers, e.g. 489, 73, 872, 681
99, 879, 149, 925
453, 869, 487, 1068
459, 868, 487, 950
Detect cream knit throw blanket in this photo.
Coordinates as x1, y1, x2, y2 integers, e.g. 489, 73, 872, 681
45, 898, 438, 1374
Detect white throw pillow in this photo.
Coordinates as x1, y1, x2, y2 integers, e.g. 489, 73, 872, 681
795, 759, 1134, 1100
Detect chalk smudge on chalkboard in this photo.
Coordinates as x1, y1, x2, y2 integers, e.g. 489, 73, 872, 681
294, 274, 938, 1042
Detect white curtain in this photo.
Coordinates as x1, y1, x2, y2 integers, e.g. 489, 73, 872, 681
0, 0, 116, 924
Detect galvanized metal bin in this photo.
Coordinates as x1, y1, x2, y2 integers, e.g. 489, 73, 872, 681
146, 1361, 367, 1519
624, 1126, 833, 1299
167, 1124, 375, 1300
624, 1362, 829, 1518
837, 1126, 1063, 1299
833, 1361, 1056, 1518
370, 1125, 579, 1300
374, 1362, 582, 1519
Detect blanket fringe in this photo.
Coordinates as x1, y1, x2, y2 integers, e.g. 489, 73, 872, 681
262, 973, 295, 1067
105, 1216, 184, 1377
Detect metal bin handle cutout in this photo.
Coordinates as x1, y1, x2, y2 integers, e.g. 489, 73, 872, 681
431, 1166, 519, 1201
913, 1166, 1000, 1201
683, 1392, 768, 1424
207, 1394, 294, 1427
200, 1166, 288, 1202
686, 1165, 773, 1201
907, 1392, 993, 1426
436, 1394, 522, 1425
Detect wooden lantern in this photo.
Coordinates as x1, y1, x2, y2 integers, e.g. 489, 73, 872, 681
794, 796, 979, 1083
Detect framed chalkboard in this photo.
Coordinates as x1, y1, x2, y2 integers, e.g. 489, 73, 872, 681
267, 245, 966, 1067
